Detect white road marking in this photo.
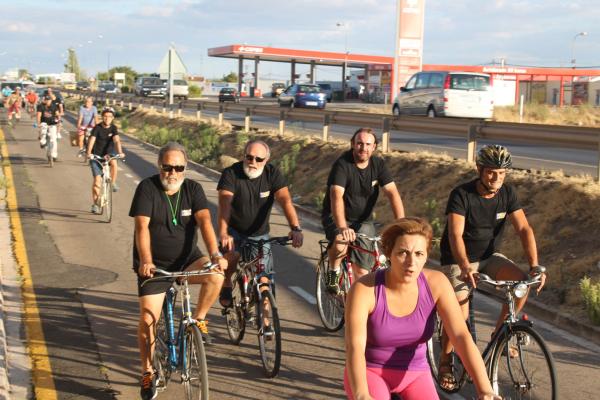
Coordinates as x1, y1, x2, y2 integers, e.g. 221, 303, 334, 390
125, 173, 133, 178
289, 286, 316, 305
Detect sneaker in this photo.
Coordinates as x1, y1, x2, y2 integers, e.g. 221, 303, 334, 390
77, 149, 84, 158
195, 319, 211, 344
112, 182, 119, 192
57, 131, 62, 139
325, 269, 341, 294
91, 204, 100, 214
262, 325, 275, 341
140, 371, 157, 400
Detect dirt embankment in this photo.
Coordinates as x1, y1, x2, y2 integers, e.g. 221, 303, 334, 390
124, 109, 600, 323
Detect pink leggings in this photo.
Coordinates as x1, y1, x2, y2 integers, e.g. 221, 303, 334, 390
344, 367, 439, 400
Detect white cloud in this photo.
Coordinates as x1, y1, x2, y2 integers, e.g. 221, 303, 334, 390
139, 5, 174, 17
2, 22, 36, 33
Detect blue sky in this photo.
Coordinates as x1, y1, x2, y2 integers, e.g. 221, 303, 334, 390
1, 0, 598, 80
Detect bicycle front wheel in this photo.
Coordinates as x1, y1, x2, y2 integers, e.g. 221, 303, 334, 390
225, 277, 246, 344
315, 255, 345, 332
490, 324, 557, 400
256, 290, 281, 378
183, 324, 209, 399
103, 179, 112, 223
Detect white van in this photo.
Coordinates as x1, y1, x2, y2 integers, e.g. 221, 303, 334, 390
393, 71, 494, 119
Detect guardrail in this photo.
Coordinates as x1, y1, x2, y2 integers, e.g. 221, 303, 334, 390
66, 90, 600, 181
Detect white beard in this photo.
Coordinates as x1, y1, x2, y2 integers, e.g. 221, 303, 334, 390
243, 164, 264, 179
161, 176, 184, 192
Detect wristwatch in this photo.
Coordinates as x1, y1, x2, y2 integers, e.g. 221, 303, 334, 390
210, 251, 224, 260
291, 225, 302, 232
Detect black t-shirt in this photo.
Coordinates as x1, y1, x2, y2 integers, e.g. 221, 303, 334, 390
129, 175, 208, 271
321, 151, 393, 222
37, 103, 59, 125
440, 179, 521, 265
90, 124, 118, 156
217, 161, 287, 236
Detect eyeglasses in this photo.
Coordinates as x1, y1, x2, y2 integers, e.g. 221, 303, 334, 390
160, 164, 186, 173
245, 154, 266, 163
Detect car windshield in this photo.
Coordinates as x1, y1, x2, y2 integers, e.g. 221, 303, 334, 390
449, 74, 491, 91
273, 83, 285, 88
143, 78, 162, 85
221, 88, 235, 93
173, 80, 187, 85
318, 84, 332, 90
298, 85, 321, 93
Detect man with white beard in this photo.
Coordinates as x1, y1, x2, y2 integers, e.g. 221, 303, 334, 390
129, 142, 227, 400
216, 140, 303, 308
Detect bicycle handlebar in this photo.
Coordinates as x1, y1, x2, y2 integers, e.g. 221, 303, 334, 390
477, 265, 546, 289
334, 232, 382, 245
140, 262, 223, 287
89, 154, 124, 162
243, 236, 293, 246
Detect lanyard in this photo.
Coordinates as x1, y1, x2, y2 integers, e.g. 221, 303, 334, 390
164, 190, 181, 226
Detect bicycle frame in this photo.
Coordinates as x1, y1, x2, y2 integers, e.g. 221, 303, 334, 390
162, 280, 195, 372
237, 240, 276, 313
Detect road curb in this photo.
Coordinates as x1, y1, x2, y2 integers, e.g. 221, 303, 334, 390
0, 143, 11, 399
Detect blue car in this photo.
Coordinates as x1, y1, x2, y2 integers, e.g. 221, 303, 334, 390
278, 84, 326, 109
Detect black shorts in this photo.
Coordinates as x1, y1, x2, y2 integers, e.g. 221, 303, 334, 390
322, 216, 376, 271
136, 248, 204, 296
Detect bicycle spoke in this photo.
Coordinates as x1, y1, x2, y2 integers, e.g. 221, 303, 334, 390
315, 257, 346, 331
183, 325, 209, 399
257, 290, 281, 378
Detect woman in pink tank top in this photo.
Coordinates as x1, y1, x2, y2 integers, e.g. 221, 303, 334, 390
344, 217, 500, 400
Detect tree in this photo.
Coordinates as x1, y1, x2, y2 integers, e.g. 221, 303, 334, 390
96, 66, 138, 87
64, 48, 82, 80
222, 72, 238, 83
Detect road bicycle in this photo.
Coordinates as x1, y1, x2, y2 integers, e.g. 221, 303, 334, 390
426, 266, 557, 399
315, 232, 387, 332
222, 236, 292, 378
142, 263, 223, 399
89, 154, 123, 222
39, 122, 59, 167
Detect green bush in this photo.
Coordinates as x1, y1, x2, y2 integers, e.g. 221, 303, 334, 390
314, 190, 326, 210
423, 199, 443, 250
580, 276, 600, 325
189, 85, 202, 98
278, 143, 301, 184
120, 117, 129, 131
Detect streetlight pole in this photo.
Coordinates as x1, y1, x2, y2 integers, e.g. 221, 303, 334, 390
336, 22, 348, 101
570, 31, 588, 68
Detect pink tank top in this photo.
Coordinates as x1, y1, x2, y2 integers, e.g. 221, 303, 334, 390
365, 269, 436, 370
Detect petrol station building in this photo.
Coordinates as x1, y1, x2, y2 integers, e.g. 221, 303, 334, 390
208, 44, 600, 106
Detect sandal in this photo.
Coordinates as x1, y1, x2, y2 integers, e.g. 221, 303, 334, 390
438, 362, 458, 391
219, 286, 233, 308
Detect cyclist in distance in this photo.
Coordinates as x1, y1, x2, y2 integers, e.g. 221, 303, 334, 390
1, 85, 12, 107
437, 144, 546, 391
25, 88, 39, 115
76, 96, 98, 157
36, 95, 60, 159
44, 87, 65, 136
130, 142, 227, 400
86, 107, 124, 214
6, 87, 22, 126
344, 217, 501, 400
216, 139, 303, 310
322, 127, 404, 293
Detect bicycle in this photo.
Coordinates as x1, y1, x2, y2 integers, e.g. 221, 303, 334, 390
222, 236, 292, 378
426, 266, 557, 399
142, 263, 223, 399
315, 232, 387, 332
80, 127, 93, 163
89, 154, 123, 222
39, 122, 59, 167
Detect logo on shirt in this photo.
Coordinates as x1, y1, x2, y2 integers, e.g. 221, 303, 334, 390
372, 180, 379, 187
181, 209, 192, 216
496, 212, 507, 220
260, 191, 270, 198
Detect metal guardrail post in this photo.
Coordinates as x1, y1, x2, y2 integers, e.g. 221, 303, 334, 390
196, 103, 202, 121
120, 100, 124, 107
178, 102, 183, 117
169, 104, 174, 119
279, 110, 285, 135
322, 114, 330, 142
245, 107, 251, 133
597, 135, 600, 182
162, 100, 167, 114
128, 102, 132, 111
150, 100, 155, 111
218, 104, 224, 126
467, 124, 478, 163
382, 118, 391, 153
105, 97, 109, 106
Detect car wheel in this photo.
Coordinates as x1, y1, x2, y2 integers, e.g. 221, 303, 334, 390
427, 107, 436, 118
392, 106, 401, 116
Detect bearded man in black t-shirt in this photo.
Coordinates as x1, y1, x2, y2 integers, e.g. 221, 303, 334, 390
129, 142, 227, 399
322, 127, 405, 293
216, 139, 303, 308
437, 145, 546, 391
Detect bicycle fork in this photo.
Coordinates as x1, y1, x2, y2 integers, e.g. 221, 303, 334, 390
164, 288, 178, 368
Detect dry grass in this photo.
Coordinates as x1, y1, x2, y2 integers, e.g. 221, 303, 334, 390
494, 104, 600, 127
123, 109, 600, 323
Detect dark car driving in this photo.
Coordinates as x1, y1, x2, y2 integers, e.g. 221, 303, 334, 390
218, 87, 239, 103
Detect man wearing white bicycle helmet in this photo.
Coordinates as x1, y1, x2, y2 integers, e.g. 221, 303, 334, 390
437, 144, 546, 391
86, 107, 124, 214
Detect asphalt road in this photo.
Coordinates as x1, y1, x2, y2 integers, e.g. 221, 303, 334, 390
2, 111, 599, 399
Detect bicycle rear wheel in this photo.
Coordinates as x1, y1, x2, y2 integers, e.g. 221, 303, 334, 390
103, 179, 112, 223
315, 255, 346, 331
183, 324, 209, 399
225, 277, 246, 344
257, 290, 281, 378
490, 324, 557, 400
153, 311, 171, 391
426, 312, 468, 393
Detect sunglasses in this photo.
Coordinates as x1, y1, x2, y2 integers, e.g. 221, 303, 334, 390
245, 154, 266, 163
160, 164, 186, 173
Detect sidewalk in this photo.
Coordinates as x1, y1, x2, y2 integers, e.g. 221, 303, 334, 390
0, 127, 33, 400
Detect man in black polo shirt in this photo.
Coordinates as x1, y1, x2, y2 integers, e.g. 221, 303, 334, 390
322, 127, 404, 293
86, 107, 124, 214
36, 95, 60, 159
130, 142, 227, 400
217, 139, 303, 308
437, 144, 546, 390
